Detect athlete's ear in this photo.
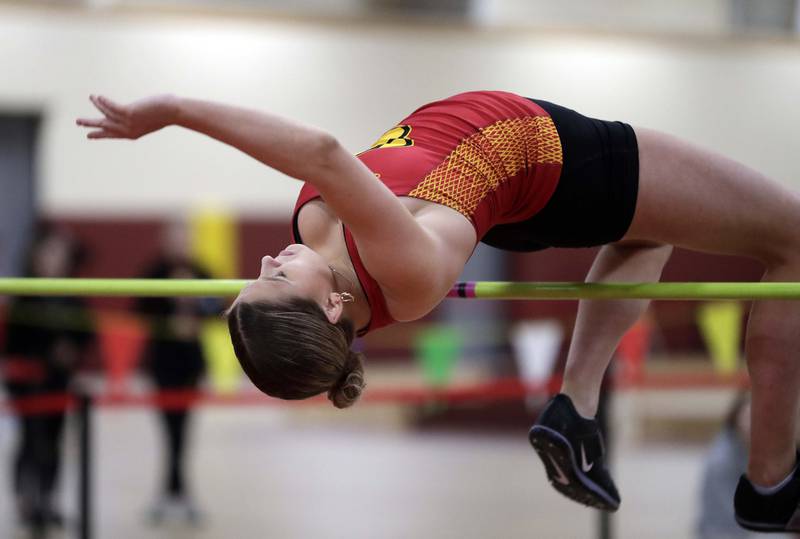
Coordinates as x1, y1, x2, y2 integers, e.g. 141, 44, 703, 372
324, 292, 344, 324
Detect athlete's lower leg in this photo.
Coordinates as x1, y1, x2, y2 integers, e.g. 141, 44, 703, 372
561, 241, 672, 418
732, 258, 800, 532
745, 261, 800, 487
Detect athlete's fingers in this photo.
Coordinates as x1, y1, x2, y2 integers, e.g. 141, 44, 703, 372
96, 94, 124, 111
77, 117, 127, 133
100, 118, 126, 132
90, 95, 124, 122
86, 129, 122, 139
76, 118, 105, 128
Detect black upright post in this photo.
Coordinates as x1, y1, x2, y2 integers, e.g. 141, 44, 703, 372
596, 374, 613, 539
77, 393, 93, 539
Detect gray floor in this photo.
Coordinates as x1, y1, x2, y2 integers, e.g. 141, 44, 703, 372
0, 405, 718, 539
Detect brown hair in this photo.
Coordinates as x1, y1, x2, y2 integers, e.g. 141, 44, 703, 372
227, 297, 366, 408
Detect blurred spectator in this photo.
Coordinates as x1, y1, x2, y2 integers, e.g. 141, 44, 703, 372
135, 221, 220, 525
696, 391, 794, 539
0, 223, 95, 534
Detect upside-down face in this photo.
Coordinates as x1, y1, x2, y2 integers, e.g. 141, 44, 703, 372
233, 243, 337, 313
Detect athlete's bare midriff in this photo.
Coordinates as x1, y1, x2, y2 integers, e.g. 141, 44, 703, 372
298, 196, 476, 322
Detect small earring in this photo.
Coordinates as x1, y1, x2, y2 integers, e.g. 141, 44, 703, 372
338, 292, 355, 304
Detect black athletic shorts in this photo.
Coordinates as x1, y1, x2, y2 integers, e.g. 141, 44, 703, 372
481, 99, 639, 252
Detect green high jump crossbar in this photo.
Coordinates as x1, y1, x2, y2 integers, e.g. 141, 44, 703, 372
0, 278, 799, 300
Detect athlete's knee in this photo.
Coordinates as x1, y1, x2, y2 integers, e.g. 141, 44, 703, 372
756, 242, 800, 269
608, 240, 673, 261
754, 198, 800, 267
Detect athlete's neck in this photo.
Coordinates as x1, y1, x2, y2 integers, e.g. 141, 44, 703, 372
328, 254, 370, 330
311, 238, 371, 333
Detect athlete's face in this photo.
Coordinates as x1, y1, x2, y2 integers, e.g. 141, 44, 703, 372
233, 243, 335, 310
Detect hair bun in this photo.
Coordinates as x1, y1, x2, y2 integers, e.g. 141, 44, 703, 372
328, 352, 366, 409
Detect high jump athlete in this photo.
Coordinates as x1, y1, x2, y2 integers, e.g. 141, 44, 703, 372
78, 90, 800, 532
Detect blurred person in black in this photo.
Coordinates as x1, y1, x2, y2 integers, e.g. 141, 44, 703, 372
0, 224, 95, 533
135, 221, 220, 525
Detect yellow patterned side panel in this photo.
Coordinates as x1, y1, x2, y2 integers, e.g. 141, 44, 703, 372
408, 116, 562, 218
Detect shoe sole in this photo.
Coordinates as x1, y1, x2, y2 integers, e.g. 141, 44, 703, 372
529, 425, 620, 512
735, 514, 800, 533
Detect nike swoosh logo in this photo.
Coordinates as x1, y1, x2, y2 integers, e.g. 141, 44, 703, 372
547, 455, 570, 485
581, 444, 594, 473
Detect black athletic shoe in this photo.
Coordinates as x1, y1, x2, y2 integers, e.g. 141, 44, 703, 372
529, 393, 620, 511
734, 458, 800, 532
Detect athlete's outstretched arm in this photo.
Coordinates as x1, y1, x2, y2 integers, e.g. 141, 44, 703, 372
77, 94, 456, 295
77, 94, 346, 182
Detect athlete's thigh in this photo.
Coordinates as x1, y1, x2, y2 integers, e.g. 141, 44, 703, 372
623, 127, 800, 264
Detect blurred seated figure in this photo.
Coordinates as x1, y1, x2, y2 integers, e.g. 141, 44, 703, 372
0, 224, 95, 535
696, 391, 793, 539
135, 221, 220, 526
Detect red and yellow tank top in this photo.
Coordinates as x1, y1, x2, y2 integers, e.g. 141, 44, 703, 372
292, 91, 563, 335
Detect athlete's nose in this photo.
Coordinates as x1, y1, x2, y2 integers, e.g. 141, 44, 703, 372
260, 256, 280, 276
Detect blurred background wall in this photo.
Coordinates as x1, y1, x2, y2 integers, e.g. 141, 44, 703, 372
0, 0, 799, 219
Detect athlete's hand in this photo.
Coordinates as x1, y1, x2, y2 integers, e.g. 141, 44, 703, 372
76, 94, 179, 140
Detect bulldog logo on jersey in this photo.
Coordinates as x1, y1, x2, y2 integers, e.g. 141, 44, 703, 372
369, 125, 414, 150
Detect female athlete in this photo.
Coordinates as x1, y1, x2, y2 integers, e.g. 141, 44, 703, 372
78, 90, 800, 532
